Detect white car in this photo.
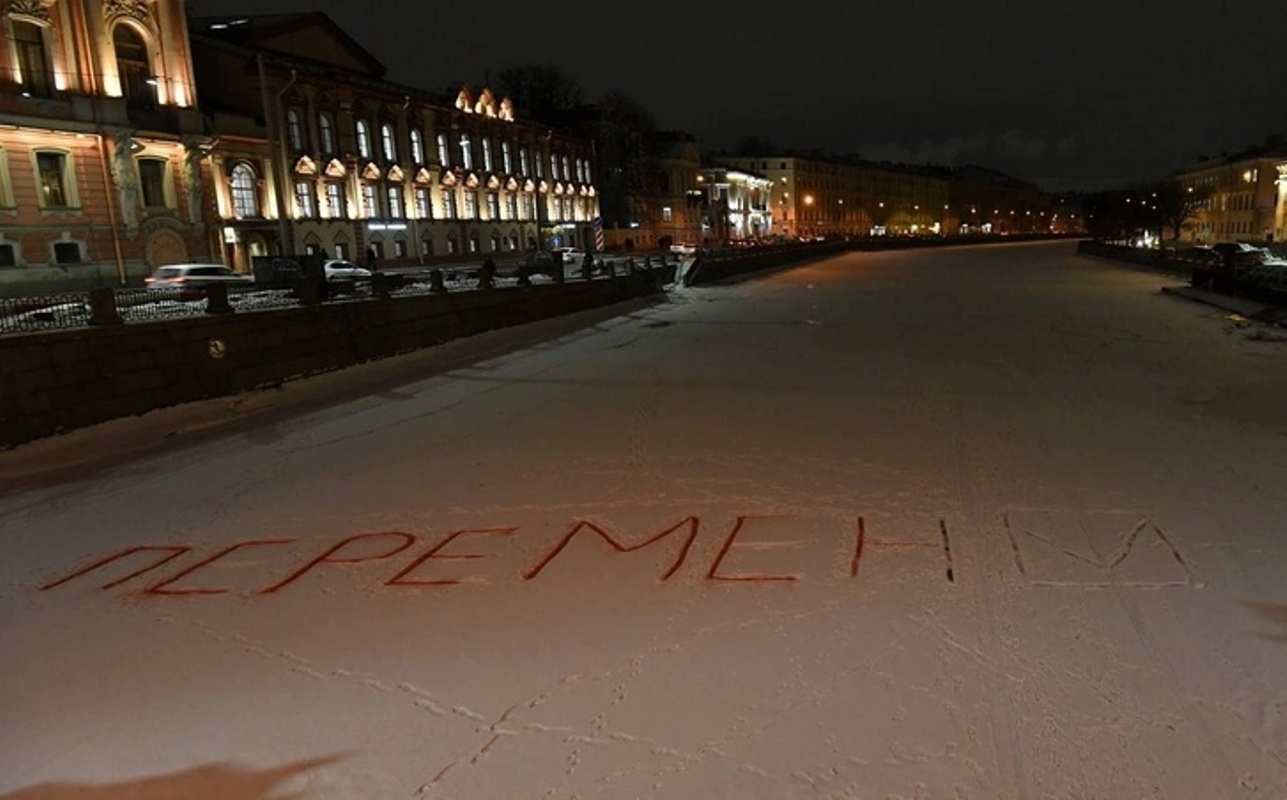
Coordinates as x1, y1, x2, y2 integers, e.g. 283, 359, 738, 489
144, 263, 253, 289
322, 260, 373, 281
670, 243, 698, 255
550, 247, 584, 266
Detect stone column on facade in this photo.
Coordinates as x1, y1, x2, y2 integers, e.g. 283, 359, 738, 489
108, 127, 141, 236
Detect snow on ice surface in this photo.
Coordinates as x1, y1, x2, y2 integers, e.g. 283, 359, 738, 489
2, 241, 1286, 799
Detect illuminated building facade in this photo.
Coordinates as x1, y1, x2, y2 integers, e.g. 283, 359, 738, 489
0, 0, 212, 294
697, 166, 774, 241
603, 130, 701, 251
1171, 142, 1287, 244
191, 14, 598, 270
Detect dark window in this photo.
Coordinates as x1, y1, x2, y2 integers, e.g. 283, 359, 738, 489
286, 109, 305, 150
36, 152, 68, 207
13, 21, 53, 98
139, 159, 166, 207
0, 244, 16, 267
318, 114, 335, 153
113, 25, 154, 110
53, 242, 81, 264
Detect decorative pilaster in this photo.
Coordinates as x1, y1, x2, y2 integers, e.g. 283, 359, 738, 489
108, 128, 141, 237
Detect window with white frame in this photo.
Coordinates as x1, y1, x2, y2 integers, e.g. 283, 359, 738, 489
486, 192, 499, 219
286, 109, 305, 150
482, 138, 493, 171
561, 156, 570, 181
459, 134, 473, 170
442, 189, 458, 219
0, 147, 13, 208
386, 184, 403, 218
324, 182, 345, 218
294, 180, 315, 217
138, 158, 168, 208
463, 190, 477, 219
356, 120, 372, 159
380, 123, 397, 161
414, 187, 430, 219
393, 239, 407, 258
502, 141, 512, 173
505, 194, 517, 220
35, 151, 73, 208
410, 130, 425, 164
361, 183, 379, 217
318, 113, 336, 153
521, 193, 533, 220
662, 206, 673, 222
436, 133, 449, 166
520, 147, 530, 176
230, 162, 258, 218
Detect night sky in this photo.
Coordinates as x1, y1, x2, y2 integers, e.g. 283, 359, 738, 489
189, 0, 1286, 191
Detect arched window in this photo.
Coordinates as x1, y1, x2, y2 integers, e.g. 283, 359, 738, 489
13, 20, 53, 98
318, 113, 335, 153
355, 120, 372, 159
482, 138, 493, 171
501, 141, 512, 173
230, 163, 259, 219
410, 130, 425, 164
459, 134, 473, 170
380, 123, 396, 161
113, 25, 153, 109
286, 109, 305, 150
436, 134, 449, 166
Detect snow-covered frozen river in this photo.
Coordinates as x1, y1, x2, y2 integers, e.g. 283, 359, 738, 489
2, 240, 1285, 798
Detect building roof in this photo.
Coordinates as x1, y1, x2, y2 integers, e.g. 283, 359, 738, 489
190, 13, 389, 78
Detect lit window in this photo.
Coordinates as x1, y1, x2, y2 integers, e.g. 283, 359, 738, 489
138, 158, 167, 207
37, 151, 73, 208
436, 134, 449, 166
561, 156, 570, 181
468, 234, 479, 253
230, 162, 258, 218
325, 183, 345, 218
381, 123, 397, 161
486, 192, 499, 219
113, 25, 153, 109
393, 240, 407, 258
463, 190, 477, 219
662, 206, 673, 222
410, 130, 425, 164
550, 154, 558, 178
294, 180, 315, 217
482, 138, 493, 171
13, 20, 53, 98
286, 109, 305, 150
442, 189, 458, 219
459, 134, 473, 169
505, 194, 517, 220
521, 193, 533, 220
334, 242, 348, 259
520, 147, 530, 175
386, 185, 403, 218
491, 234, 501, 252
414, 187, 431, 219
361, 183, 379, 217
318, 113, 335, 153
421, 238, 433, 256
502, 141, 512, 173
356, 120, 372, 159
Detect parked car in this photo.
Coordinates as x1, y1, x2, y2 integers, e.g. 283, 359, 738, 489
550, 247, 585, 266
670, 242, 698, 255
145, 263, 253, 289
322, 260, 372, 281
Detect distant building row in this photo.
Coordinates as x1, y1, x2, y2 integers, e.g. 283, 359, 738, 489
1168, 140, 1287, 244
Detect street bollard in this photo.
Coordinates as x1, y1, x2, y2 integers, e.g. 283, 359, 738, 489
429, 269, 446, 293
88, 287, 122, 326
204, 283, 234, 315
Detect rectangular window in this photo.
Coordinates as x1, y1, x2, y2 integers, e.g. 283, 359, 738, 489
443, 189, 458, 219
386, 185, 403, 218
325, 183, 345, 218
662, 206, 673, 222
502, 141, 512, 173
415, 187, 430, 219
0, 243, 16, 267
393, 240, 407, 258
139, 159, 167, 207
463, 190, 477, 219
53, 242, 81, 264
486, 192, 499, 220
506, 194, 517, 221
437, 134, 450, 166
460, 135, 473, 170
36, 152, 68, 207
14, 21, 53, 98
294, 181, 315, 218
482, 138, 493, 171
335, 242, 348, 259
361, 184, 379, 217
521, 193, 533, 220
520, 148, 530, 175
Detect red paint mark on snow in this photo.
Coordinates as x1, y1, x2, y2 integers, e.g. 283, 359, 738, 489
850, 516, 866, 578
146, 539, 297, 595
39, 545, 192, 591
706, 515, 799, 582
386, 527, 518, 586
260, 532, 416, 594
523, 517, 700, 581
